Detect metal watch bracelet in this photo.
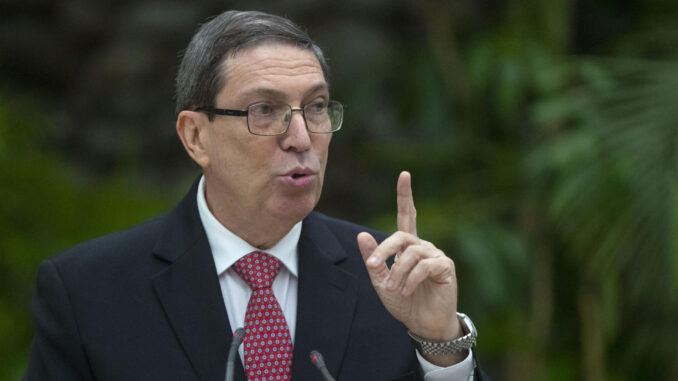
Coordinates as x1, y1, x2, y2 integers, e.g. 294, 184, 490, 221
408, 312, 477, 355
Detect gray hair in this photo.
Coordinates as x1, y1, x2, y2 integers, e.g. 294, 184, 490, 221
175, 10, 329, 114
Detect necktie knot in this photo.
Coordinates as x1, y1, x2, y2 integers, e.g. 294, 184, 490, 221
233, 251, 281, 290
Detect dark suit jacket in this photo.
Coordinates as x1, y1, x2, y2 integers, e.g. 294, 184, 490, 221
25, 181, 489, 380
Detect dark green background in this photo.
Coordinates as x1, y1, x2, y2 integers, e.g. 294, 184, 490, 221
1, 1, 677, 380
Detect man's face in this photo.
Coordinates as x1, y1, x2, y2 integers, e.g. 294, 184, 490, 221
200, 43, 332, 231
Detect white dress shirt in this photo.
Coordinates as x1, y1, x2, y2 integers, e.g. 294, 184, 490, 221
196, 176, 474, 380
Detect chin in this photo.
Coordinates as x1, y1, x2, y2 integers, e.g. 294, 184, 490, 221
269, 194, 319, 223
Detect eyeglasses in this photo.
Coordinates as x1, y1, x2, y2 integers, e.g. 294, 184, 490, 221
196, 100, 345, 136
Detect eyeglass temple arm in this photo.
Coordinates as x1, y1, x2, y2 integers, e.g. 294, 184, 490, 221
195, 108, 248, 117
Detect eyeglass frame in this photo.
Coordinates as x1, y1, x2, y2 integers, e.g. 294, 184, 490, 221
194, 100, 346, 136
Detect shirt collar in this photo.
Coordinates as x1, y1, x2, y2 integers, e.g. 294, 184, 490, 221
196, 176, 300, 277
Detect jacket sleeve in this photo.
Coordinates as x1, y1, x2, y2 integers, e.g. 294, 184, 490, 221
24, 259, 94, 381
474, 354, 492, 381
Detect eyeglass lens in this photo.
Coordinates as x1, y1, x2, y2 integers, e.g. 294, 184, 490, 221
248, 101, 343, 135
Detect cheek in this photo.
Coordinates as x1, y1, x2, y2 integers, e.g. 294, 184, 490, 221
236, 139, 284, 182
315, 136, 332, 166
210, 128, 265, 168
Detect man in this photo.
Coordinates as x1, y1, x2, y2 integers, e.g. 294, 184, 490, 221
25, 10, 489, 381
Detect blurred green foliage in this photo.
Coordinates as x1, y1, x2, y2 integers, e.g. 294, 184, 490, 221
0, 97, 177, 379
1, 0, 677, 380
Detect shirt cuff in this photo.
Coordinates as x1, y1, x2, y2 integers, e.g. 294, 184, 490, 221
417, 349, 474, 381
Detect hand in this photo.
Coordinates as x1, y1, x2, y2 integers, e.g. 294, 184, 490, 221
357, 171, 465, 365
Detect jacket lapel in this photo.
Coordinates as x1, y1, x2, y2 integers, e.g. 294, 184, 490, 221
149, 181, 359, 381
151, 179, 245, 381
291, 212, 358, 380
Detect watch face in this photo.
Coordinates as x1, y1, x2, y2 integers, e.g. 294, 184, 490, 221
457, 312, 477, 339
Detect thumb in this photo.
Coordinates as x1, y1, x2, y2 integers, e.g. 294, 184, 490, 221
357, 232, 389, 284
357, 232, 378, 261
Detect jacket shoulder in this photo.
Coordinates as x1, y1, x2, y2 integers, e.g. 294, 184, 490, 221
49, 213, 168, 271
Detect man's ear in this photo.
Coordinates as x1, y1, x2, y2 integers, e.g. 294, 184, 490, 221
176, 110, 210, 168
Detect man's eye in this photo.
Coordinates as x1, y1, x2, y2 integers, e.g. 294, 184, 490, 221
307, 101, 327, 114
250, 103, 275, 116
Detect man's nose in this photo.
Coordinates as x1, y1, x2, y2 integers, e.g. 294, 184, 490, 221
280, 109, 311, 151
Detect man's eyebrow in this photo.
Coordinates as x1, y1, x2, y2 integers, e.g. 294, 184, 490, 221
240, 87, 286, 100
240, 83, 329, 101
303, 83, 330, 97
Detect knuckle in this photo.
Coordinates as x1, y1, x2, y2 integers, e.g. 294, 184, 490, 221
403, 245, 420, 257
407, 266, 421, 281
412, 264, 428, 281
394, 230, 409, 240
422, 257, 436, 270
389, 261, 401, 275
413, 245, 428, 260
440, 256, 456, 274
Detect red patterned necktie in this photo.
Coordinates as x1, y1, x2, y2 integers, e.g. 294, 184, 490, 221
232, 251, 293, 381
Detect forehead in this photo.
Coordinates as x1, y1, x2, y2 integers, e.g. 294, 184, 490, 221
218, 43, 327, 102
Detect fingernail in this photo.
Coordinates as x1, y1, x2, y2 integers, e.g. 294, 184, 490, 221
367, 256, 379, 266
386, 279, 395, 289
401, 287, 409, 296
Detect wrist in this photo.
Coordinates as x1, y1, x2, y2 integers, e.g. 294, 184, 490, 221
408, 312, 477, 365
410, 317, 462, 343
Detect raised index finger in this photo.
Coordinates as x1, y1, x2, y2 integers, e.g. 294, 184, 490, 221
397, 171, 417, 236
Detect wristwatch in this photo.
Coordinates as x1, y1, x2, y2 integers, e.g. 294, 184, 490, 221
408, 312, 477, 355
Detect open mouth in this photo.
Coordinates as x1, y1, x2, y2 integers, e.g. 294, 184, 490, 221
282, 169, 315, 186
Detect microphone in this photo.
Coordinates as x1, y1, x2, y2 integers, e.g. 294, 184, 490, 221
310, 350, 336, 381
225, 327, 246, 381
